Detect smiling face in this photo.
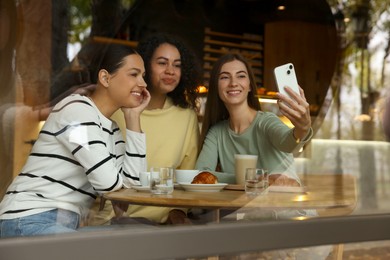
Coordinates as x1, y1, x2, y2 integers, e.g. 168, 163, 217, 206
149, 43, 181, 95
106, 54, 147, 108
217, 59, 251, 107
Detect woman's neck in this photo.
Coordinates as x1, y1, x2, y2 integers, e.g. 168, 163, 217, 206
228, 106, 257, 134
147, 91, 167, 110
89, 89, 117, 118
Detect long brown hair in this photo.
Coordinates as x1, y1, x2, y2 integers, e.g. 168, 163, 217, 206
199, 53, 261, 149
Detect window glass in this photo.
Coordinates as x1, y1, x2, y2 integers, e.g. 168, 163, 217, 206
1, 0, 390, 258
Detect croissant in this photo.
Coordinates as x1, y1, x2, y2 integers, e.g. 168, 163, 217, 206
191, 171, 218, 184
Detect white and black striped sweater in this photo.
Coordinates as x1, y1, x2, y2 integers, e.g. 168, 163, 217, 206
0, 94, 146, 219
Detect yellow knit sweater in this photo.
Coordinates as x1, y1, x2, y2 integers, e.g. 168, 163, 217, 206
111, 98, 200, 223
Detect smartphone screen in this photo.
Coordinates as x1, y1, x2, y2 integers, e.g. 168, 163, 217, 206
274, 63, 300, 98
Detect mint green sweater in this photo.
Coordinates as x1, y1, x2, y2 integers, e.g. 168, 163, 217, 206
196, 111, 312, 184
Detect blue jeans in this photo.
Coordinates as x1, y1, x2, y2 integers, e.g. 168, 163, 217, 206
0, 209, 80, 238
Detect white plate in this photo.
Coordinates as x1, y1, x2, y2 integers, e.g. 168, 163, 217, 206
132, 185, 150, 192
178, 182, 228, 192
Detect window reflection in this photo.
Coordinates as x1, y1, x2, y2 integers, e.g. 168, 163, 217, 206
1, 0, 390, 258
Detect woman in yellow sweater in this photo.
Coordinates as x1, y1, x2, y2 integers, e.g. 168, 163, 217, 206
107, 33, 202, 224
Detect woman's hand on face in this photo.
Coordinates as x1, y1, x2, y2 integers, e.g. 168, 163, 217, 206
121, 88, 151, 116
121, 88, 151, 132
276, 86, 311, 139
137, 88, 151, 111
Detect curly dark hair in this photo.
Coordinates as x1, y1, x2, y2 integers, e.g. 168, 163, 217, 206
136, 33, 202, 110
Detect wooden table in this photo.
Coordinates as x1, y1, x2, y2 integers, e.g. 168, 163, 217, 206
104, 174, 357, 260
103, 174, 357, 219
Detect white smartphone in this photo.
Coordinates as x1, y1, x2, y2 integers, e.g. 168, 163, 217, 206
274, 63, 300, 98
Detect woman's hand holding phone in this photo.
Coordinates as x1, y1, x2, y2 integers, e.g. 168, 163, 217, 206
274, 63, 311, 141
274, 63, 300, 98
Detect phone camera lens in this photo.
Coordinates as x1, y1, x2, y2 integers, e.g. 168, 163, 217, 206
287, 70, 291, 75
289, 65, 293, 69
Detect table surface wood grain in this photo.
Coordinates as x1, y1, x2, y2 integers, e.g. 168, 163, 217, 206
103, 174, 357, 212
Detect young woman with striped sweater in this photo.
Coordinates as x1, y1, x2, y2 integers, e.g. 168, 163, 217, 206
0, 44, 150, 237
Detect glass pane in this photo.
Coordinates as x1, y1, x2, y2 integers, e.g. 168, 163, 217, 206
1, 0, 390, 258
202, 241, 390, 260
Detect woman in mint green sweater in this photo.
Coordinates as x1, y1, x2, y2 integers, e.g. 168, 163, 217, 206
196, 53, 312, 185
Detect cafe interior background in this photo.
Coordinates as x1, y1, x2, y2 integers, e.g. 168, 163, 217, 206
1, 0, 390, 259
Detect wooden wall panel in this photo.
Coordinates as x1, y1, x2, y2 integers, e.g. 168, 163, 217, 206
264, 21, 337, 115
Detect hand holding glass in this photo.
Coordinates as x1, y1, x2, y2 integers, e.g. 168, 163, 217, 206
245, 168, 269, 195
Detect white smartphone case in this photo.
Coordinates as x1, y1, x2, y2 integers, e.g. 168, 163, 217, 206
274, 63, 300, 97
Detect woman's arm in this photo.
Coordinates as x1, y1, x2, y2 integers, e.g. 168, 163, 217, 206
35, 84, 97, 121
178, 111, 200, 169
277, 86, 312, 141
120, 130, 147, 188
54, 96, 145, 192
262, 112, 311, 153
195, 127, 219, 171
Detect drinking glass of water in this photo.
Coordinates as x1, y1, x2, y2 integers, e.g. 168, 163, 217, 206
150, 167, 174, 195
245, 168, 269, 196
